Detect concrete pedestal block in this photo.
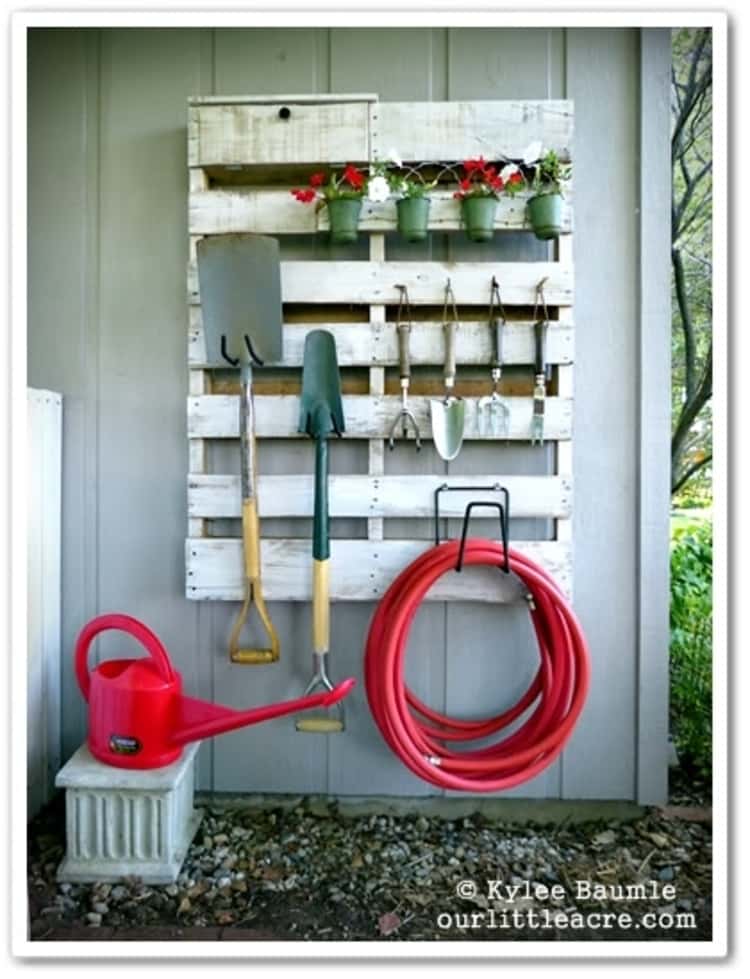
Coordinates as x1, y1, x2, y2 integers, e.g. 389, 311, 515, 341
55, 742, 203, 884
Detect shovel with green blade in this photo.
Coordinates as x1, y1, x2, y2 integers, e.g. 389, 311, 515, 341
196, 233, 283, 665
295, 330, 347, 733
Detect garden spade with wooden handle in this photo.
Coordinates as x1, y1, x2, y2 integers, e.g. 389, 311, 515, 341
296, 330, 348, 733
196, 234, 283, 665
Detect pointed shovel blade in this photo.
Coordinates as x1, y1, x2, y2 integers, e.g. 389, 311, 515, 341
299, 330, 345, 438
430, 397, 465, 461
196, 234, 283, 366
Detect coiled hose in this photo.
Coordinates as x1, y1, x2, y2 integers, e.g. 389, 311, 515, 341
364, 539, 590, 792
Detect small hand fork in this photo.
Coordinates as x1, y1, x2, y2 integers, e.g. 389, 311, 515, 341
531, 280, 550, 446
478, 277, 511, 437
388, 285, 421, 451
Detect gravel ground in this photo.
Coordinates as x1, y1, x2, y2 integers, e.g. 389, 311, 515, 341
28, 775, 711, 943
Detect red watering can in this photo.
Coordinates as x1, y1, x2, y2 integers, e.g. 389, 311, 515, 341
76, 614, 356, 770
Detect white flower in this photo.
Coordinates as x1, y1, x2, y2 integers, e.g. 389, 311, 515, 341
500, 163, 520, 182
368, 175, 390, 203
388, 147, 403, 168
522, 141, 543, 165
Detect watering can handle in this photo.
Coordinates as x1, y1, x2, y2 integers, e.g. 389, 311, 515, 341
75, 613, 177, 702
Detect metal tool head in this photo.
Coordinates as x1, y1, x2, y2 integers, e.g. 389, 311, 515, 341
196, 234, 283, 367
430, 396, 465, 461
388, 407, 422, 451
477, 392, 510, 438
295, 654, 348, 733
298, 330, 345, 439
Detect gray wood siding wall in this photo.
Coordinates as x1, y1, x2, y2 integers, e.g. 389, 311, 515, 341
27, 27, 671, 803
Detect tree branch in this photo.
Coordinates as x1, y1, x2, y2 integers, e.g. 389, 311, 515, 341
673, 246, 697, 401
672, 453, 713, 495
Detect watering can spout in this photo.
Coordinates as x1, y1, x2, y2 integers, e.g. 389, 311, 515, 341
170, 678, 357, 747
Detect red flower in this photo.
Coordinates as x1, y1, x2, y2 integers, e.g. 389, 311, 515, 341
490, 175, 505, 192
485, 165, 497, 179
309, 171, 326, 187
292, 188, 316, 204
463, 156, 486, 174
342, 164, 365, 189
459, 178, 472, 191
509, 171, 524, 185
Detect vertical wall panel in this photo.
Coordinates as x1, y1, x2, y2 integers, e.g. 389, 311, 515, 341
214, 28, 328, 94
561, 28, 640, 798
636, 29, 671, 805
96, 28, 205, 756
443, 27, 566, 798
27, 28, 98, 757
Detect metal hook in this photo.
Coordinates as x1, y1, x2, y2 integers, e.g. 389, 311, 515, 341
395, 283, 413, 325
489, 276, 507, 327
532, 277, 550, 323
442, 278, 458, 325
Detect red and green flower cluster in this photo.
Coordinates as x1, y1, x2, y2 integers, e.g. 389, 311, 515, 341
453, 157, 525, 201
292, 164, 367, 205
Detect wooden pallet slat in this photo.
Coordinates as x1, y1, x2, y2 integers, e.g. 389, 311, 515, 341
189, 317, 574, 369
190, 98, 572, 170
188, 260, 573, 306
188, 393, 573, 441
189, 188, 573, 236
188, 474, 573, 520
186, 538, 572, 602
193, 100, 373, 167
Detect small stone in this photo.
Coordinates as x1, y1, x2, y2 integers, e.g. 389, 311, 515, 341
593, 830, 616, 846
59, 882, 72, 894
213, 833, 229, 845
165, 884, 179, 897
110, 885, 128, 901
178, 897, 191, 914
92, 902, 109, 915
86, 912, 102, 927
658, 866, 676, 882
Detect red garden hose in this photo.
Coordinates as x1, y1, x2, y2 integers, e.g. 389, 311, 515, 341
364, 539, 590, 792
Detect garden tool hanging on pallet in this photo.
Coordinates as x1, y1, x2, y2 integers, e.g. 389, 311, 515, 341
388, 285, 421, 451
196, 234, 283, 665
296, 330, 349, 733
430, 279, 465, 461
531, 279, 551, 446
478, 276, 510, 437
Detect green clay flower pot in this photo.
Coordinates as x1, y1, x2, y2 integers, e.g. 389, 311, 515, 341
326, 198, 363, 244
526, 193, 564, 240
396, 197, 431, 243
461, 196, 498, 242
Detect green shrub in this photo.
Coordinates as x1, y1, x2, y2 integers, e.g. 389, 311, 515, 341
670, 519, 713, 776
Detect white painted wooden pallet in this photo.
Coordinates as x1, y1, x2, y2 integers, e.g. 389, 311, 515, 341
188, 394, 573, 441
186, 539, 572, 603
189, 317, 574, 369
188, 98, 573, 168
187, 259, 573, 306
189, 188, 573, 236
185, 96, 575, 603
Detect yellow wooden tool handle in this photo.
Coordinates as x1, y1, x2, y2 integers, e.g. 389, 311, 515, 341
312, 558, 330, 655
295, 716, 344, 733
242, 498, 261, 579
228, 498, 280, 664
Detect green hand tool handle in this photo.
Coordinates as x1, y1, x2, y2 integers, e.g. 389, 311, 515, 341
313, 435, 330, 562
